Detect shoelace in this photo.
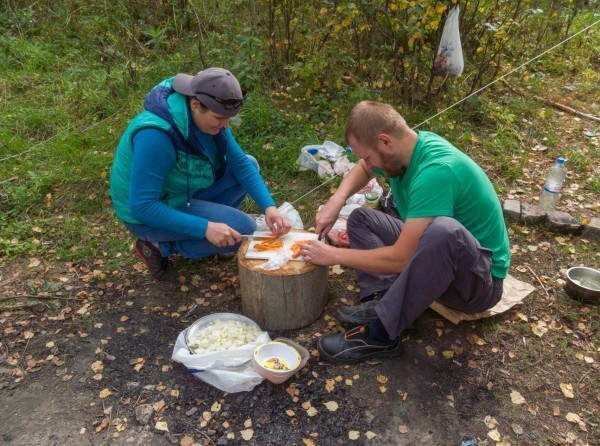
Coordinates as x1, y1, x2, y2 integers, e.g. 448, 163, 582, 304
346, 325, 367, 338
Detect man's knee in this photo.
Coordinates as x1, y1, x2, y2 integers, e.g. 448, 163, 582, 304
422, 217, 464, 247
347, 207, 374, 229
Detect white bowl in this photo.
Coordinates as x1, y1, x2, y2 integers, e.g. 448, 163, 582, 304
253, 341, 301, 373
184, 313, 261, 352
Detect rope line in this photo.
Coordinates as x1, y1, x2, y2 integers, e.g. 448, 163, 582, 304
289, 19, 599, 205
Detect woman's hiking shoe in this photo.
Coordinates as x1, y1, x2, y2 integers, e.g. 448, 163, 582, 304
317, 325, 403, 364
134, 240, 178, 282
337, 299, 379, 324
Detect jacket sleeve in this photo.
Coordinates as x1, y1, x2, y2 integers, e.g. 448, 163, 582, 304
223, 129, 277, 212
129, 129, 209, 238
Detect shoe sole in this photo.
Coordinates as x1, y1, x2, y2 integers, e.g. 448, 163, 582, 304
317, 338, 404, 364
134, 243, 177, 282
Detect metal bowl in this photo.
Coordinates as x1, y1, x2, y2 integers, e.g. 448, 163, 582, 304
565, 267, 600, 304
184, 312, 262, 352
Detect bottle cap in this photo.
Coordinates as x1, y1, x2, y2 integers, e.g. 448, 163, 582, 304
557, 157, 565, 164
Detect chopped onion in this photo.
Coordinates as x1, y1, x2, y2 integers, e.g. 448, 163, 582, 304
188, 320, 262, 354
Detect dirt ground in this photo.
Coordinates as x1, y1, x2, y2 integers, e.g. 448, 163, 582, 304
1, 238, 598, 446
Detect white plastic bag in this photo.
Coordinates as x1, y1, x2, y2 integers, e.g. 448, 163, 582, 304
296, 141, 345, 178
254, 202, 304, 231
433, 6, 464, 77
172, 319, 271, 393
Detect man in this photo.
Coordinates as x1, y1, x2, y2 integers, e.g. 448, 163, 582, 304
110, 68, 291, 281
299, 101, 510, 363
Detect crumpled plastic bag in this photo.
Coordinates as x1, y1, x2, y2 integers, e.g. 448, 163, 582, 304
257, 249, 293, 271
255, 202, 304, 231
296, 141, 346, 178
171, 317, 271, 393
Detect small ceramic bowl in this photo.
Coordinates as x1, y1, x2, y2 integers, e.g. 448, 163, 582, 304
565, 267, 600, 304
253, 341, 301, 374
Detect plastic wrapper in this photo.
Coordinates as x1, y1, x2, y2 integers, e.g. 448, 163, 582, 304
257, 249, 293, 271
254, 202, 303, 231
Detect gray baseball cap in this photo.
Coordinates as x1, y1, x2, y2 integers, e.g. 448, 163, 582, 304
173, 67, 245, 117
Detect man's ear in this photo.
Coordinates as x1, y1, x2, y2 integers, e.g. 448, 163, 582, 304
378, 133, 393, 149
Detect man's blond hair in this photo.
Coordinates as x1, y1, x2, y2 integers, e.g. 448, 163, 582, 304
345, 101, 407, 147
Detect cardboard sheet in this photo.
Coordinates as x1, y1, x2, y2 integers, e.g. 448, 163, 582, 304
244, 232, 318, 261
429, 274, 536, 324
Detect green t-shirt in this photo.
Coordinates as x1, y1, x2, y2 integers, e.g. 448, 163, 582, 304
376, 131, 510, 278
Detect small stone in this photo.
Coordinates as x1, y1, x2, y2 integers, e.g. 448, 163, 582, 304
503, 199, 521, 222
521, 202, 546, 224
126, 381, 141, 392
135, 404, 154, 425
582, 217, 600, 241
217, 437, 228, 445
546, 211, 583, 234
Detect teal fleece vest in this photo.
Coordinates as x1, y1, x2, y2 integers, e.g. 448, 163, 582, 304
110, 78, 227, 224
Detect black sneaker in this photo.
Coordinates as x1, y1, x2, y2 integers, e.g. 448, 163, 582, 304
134, 240, 178, 282
337, 299, 379, 324
317, 325, 403, 364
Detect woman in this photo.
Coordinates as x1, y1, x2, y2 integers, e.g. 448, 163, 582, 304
110, 67, 291, 281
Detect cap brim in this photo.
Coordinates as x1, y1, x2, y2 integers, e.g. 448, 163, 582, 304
172, 74, 195, 96
197, 94, 240, 117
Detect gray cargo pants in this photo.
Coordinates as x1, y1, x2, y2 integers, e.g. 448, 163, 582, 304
347, 208, 504, 339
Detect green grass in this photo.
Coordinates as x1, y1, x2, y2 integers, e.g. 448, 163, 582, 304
1, 2, 599, 268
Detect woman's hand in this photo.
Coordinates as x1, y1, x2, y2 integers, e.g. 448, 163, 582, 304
205, 222, 242, 247
264, 206, 292, 237
298, 240, 337, 266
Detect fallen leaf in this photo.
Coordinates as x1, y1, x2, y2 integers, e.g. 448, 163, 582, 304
285, 410, 295, 417
531, 321, 548, 337
552, 405, 560, 416
99, 388, 112, 399
348, 430, 360, 440
323, 401, 338, 411
488, 428, 501, 441
566, 413, 581, 423
307, 407, 318, 417
376, 374, 388, 384
442, 350, 454, 359
211, 401, 222, 412
510, 390, 526, 405
560, 383, 574, 398
155, 421, 169, 432
379, 386, 387, 393
484, 416, 498, 428
154, 400, 166, 412
180, 435, 194, 446
425, 346, 435, 356
95, 418, 109, 433
466, 333, 487, 345
240, 429, 253, 440
302, 439, 316, 446
512, 424, 523, 435
398, 425, 408, 434
365, 431, 377, 439
91, 361, 103, 374
244, 418, 252, 428
325, 379, 335, 392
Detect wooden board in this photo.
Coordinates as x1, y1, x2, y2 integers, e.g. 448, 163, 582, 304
244, 231, 318, 261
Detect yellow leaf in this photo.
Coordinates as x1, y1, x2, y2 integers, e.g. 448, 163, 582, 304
323, 401, 338, 411
426, 346, 435, 356
211, 401, 222, 412
566, 412, 581, 423
99, 388, 112, 398
488, 428, 501, 441
285, 409, 295, 417
302, 439, 316, 446
348, 430, 360, 440
307, 407, 318, 417
560, 383, 574, 398
155, 421, 169, 432
376, 374, 388, 384
531, 321, 548, 337
240, 428, 254, 440
379, 385, 387, 393
91, 361, 104, 374
466, 333, 487, 345
442, 350, 454, 359
399, 425, 408, 434
366, 431, 377, 439
325, 379, 335, 392
510, 390, 526, 405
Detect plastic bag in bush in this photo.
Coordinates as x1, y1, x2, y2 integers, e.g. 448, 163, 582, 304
433, 6, 464, 77
296, 141, 345, 178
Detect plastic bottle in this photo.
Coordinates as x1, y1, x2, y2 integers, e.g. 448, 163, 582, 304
538, 157, 567, 211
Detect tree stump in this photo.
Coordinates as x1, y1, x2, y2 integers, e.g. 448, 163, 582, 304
238, 232, 328, 331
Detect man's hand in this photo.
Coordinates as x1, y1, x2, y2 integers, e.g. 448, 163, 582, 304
297, 240, 337, 266
315, 200, 344, 240
205, 222, 242, 247
264, 206, 292, 237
